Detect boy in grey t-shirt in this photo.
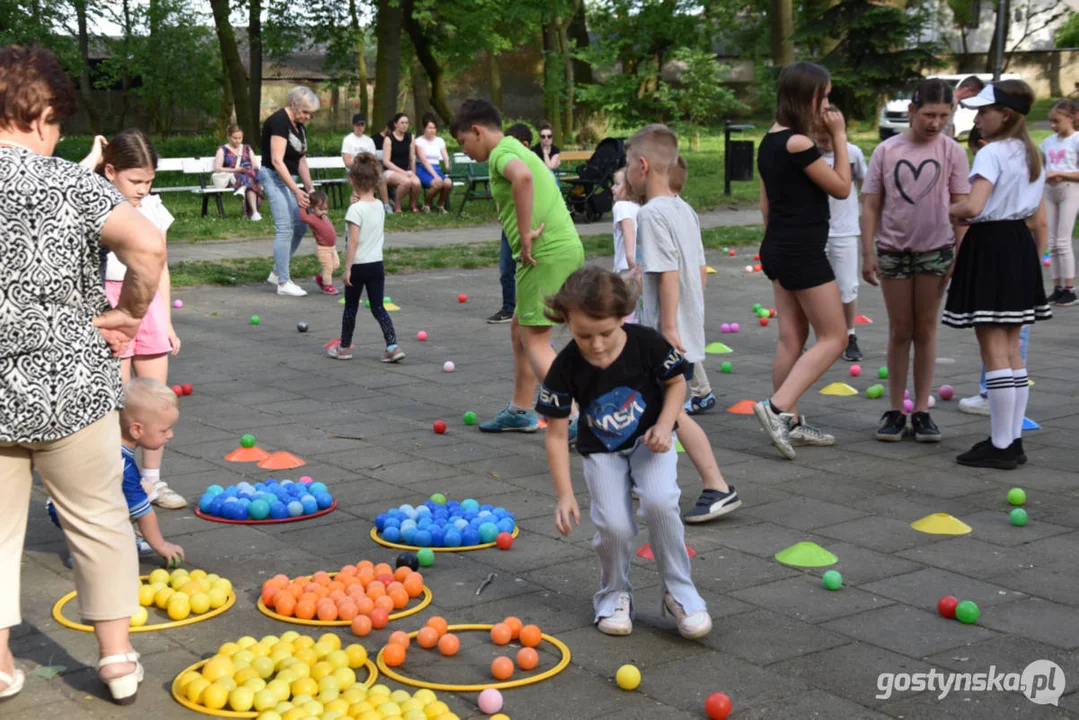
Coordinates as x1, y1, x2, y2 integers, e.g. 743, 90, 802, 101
628, 124, 741, 524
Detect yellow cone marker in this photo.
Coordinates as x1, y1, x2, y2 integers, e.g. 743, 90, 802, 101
910, 513, 972, 535
820, 382, 858, 396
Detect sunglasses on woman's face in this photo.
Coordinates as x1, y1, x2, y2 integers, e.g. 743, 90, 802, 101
540, 134, 552, 139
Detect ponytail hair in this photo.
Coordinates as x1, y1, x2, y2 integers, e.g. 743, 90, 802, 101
348, 152, 381, 194
96, 129, 158, 176
992, 80, 1041, 183
1048, 98, 1079, 131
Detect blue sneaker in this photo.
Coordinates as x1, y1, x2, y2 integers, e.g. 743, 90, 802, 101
684, 392, 717, 415
135, 534, 155, 557
683, 486, 742, 523
478, 404, 541, 433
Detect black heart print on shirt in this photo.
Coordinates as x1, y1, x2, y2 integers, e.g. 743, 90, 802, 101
894, 159, 941, 205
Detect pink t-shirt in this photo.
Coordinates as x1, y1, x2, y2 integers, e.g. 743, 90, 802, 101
862, 133, 971, 252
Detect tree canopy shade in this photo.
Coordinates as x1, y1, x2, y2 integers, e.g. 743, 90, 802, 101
1058, 12, 1079, 48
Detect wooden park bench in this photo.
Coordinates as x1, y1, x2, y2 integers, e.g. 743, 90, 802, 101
181, 157, 235, 218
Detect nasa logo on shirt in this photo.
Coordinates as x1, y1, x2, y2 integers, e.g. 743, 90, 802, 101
585, 387, 647, 451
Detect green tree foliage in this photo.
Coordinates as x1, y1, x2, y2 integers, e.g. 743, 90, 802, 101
1056, 12, 1079, 49
0, 0, 73, 58
796, 0, 942, 120
667, 47, 747, 127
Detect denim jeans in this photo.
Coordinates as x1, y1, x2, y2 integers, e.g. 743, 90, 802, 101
499, 231, 516, 313
259, 167, 308, 284
978, 325, 1030, 396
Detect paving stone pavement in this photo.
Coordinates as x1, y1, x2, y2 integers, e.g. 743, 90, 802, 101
10, 249, 1079, 720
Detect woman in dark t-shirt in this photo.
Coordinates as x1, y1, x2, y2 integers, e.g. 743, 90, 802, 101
381, 113, 422, 213
258, 85, 320, 296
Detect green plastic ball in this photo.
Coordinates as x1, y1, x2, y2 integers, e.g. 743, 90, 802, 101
383, 296, 391, 303
250, 315, 260, 326
877, 366, 888, 379
416, 548, 435, 567
240, 434, 256, 448
1010, 508, 1028, 526
463, 410, 478, 426
752, 303, 762, 313
757, 308, 770, 318
722, 247, 729, 254
955, 600, 980, 624
1007, 488, 1026, 506
822, 570, 843, 590
720, 361, 733, 374
865, 384, 884, 399
430, 493, 447, 505
364, 300, 370, 308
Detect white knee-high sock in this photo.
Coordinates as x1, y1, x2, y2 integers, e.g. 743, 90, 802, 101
1012, 369, 1029, 441
985, 369, 1015, 450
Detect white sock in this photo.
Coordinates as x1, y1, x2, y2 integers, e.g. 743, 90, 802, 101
847, 328, 856, 337
985, 369, 1015, 450
1012, 369, 1029, 441
142, 468, 161, 485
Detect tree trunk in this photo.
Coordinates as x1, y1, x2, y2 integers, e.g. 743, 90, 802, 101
248, 0, 263, 132
117, 0, 134, 129
219, 69, 235, 134
818, 0, 841, 56
401, 0, 452, 124
73, 0, 101, 134
372, 0, 403, 132
567, 0, 593, 87
542, 20, 562, 145
770, 0, 794, 67
487, 50, 503, 110
349, 0, 369, 119
558, 18, 574, 143
209, 0, 254, 135
411, 56, 430, 121
985, 0, 1010, 74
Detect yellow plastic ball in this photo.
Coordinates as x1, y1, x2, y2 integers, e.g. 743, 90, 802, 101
148, 568, 170, 585
218, 642, 240, 656
265, 678, 291, 702
213, 676, 238, 693
236, 636, 257, 649
302, 700, 325, 715
244, 677, 267, 693
185, 678, 211, 704
412, 689, 436, 706
208, 587, 228, 609
137, 584, 156, 607
377, 701, 402, 716
129, 606, 148, 627
317, 688, 340, 705
332, 666, 356, 688
490, 715, 511, 720
204, 573, 221, 585
389, 689, 411, 705
357, 712, 382, 720
349, 701, 376, 716
256, 711, 282, 720
423, 701, 449, 718
291, 676, 319, 698
293, 647, 318, 667
319, 632, 342, 650
399, 698, 423, 713
200, 682, 230, 710
214, 578, 234, 595
616, 664, 641, 690
166, 592, 191, 621
290, 661, 311, 679
280, 630, 300, 643
282, 708, 309, 720
229, 686, 255, 712
180, 580, 206, 596
293, 635, 316, 651
200, 656, 234, 683
189, 592, 211, 615
188, 569, 207, 581
313, 641, 335, 659
403, 711, 427, 720
274, 668, 298, 687
368, 683, 391, 697
153, 587, 175, 609
311, 661, 334, 682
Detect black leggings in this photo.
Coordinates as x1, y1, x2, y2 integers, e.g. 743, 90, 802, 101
341, 261, 397, 347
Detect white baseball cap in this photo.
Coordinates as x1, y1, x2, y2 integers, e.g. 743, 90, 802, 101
960, 84, 1032, 115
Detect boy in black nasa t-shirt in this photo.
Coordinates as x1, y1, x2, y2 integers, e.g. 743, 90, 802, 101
537, 267, 712, 641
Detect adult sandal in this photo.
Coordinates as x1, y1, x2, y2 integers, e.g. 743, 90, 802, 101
98, 652, 143, 705
0, 668, 25, 700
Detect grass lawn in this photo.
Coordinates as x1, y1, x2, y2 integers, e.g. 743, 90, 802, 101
170, 224, 766, 287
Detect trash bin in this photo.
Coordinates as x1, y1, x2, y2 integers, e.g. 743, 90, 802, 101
727, 140, 754, 182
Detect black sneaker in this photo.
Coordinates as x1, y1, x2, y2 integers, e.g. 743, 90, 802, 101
1055, 288, 1078, 307
843, 334, 863, 361
910, 411, 941, 443
957, 438, 1018, 469
1009, 438, 1027, 465
876, 410, 906, 442
1047, 286, 1063, 304
486, 309, 514, 323
683, 487, 742, 523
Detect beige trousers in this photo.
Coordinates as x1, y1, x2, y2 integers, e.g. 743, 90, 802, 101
1045, 182, 1079, 281
316, 246, 341, 285
0, 412, 138, 627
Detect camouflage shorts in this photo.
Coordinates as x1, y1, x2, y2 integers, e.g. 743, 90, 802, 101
877, 245, 955, 279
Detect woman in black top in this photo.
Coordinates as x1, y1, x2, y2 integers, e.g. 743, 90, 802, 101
753, 61, 854, 461
258, 85, 320, 296
381, 113, 422, 213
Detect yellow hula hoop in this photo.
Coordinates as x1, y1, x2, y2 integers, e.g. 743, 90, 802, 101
52, 576, 235, 633
369, 525, 519, 552
170, 656, 378, 718
375, 624, 571, 692
258, 585, 433, 626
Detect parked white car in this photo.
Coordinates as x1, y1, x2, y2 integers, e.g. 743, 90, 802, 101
879, 73, 1022, 140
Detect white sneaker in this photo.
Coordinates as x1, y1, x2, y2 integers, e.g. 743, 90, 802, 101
266, 270, 279, 285
788, 416, 835, 446
277, 280, 307, 297
250, 211, 262, 222
150, 481, 187, 509
597, 592, 632, 636
664, 593, 712, 639
753, 400, 797, 460
958, 394, 990, 416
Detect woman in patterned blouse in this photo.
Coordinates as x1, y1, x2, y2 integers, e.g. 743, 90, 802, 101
0, 46, 167, 705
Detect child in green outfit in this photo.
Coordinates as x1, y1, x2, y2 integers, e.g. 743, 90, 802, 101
450, 99, 585, 438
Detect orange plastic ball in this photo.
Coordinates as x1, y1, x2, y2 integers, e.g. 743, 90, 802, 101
316, 600, 338, 622
373, 594, 395, 614
313, 571, 332, 586
261, 584, 281, 607
389, 588, 409, 610
327, 580, 345, 593
490, 623, 512, 646
503, 616, 523, 640
517, 647, 539, 671
519, 625, 542, 648
351, 614, 373, 637
338, 564, 357, 576
295, 600, 317, 620
416, 626, 439, 649
437, 633, 459, 656
356, 560, 374, 571
354, 596, 375, 617
389, 630, 411, 648
383, 642, 406, 668
373, 563, 393, 578
393, 566, 412, 582
426, 616, 448, 637
402, 573, 424, 598
491, 656, 514, 680
370, 607, 389, 629
274, 591, 296, 617
337, 601, 358, 621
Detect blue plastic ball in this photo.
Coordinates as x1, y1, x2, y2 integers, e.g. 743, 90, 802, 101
453, 518, 469, 531
315, 492, 333, 510
497, 518, 516, 534
480, 504, 493, 512
383, 517, 400, 529
280, 479, 292, 487
442, 531, 462, 547
199, 494, 215, 512
288, 484, 304, 497
388, 508, 401, 518
478, 522, 499, 543
223, 487, 238, 498
413, 529, 433, 547
301, 497, 318, 515
375, 513, 389, 531
417, 517, 432, 531
270, 502, 288, 519
478, 510, 493, 521
234, 503, 249, 520
206, 484, 225, 496
428, 527, 444, 547
383, 526, 402, 543
207, 497, 225, 516
249, 498, 271, 520
287, 500, 304, 517
310, 482, 328, 494
461, 528, 481, 546
461, 499, 480, 512
402, 527, 418, 545
400, 519, 417, 532
255, 483, 266, 491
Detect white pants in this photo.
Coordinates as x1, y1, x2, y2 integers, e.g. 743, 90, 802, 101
1045, 182, 1079, 282
826, 234, 860, 304
582, 437, 706, 623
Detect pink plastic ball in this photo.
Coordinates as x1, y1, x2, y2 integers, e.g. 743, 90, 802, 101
721, 323, 731, 333
173, 299, 183, 308
744, 265, 754, 273
477, 688, 503, 714
1043, 258, 1051, 266
730, 323, 740, 333
417, 330, 428, 341
928, 395, 936, 408
903, 399, 914, 413
849, 364, 862, 377
904, 389, 910, 400
299, 476, 312, 483
939, 384, 954, 400
443, 360, 455, 372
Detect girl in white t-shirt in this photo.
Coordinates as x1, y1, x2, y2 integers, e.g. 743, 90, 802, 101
81, 130, 186, 509
413, 113, 452, 212
945, 81, 1050, 470
1040, 99, 1079, 305
611, 169, 642, 325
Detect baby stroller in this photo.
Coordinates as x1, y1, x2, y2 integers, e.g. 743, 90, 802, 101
562, 137, 625, 223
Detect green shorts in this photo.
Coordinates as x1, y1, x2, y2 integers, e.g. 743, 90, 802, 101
877, 245, 955, 280
515, 244, 585, 326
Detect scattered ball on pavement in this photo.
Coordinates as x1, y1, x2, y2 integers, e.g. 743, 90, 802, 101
181, 383, 193, 395
443, 361, 455, 372
720, 361, 732, 373
730, 322, 739, 333
850, 364, 862, 377
433, 420, 447, 434
903, 399, 914, 413
171, 385, 183, 396
240, 434, 256, 448
496, 531, 514, 550
744, 265, 753, 272
1010, 508, 1028, 526
955, 600, 980, 624
822, 570, 842, 590
759, 317, 769, 327
417, 330, 428, 341
173, 299, 183, 308
938, 595, 959, 618
478, 688, 503, 713
877, 366, 888, 379
721, 323, 731, 333
1007, 488, 1026, 506
458, 293, 468, 303
297, 321, 309, 333
866, 384, 884, 399
463, 410, 478, 425
616, 664, 641, 690
417, 548, 435, 566
250, 315, 260, 325
705, 692, 733, 720
939, 384, 954, 400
